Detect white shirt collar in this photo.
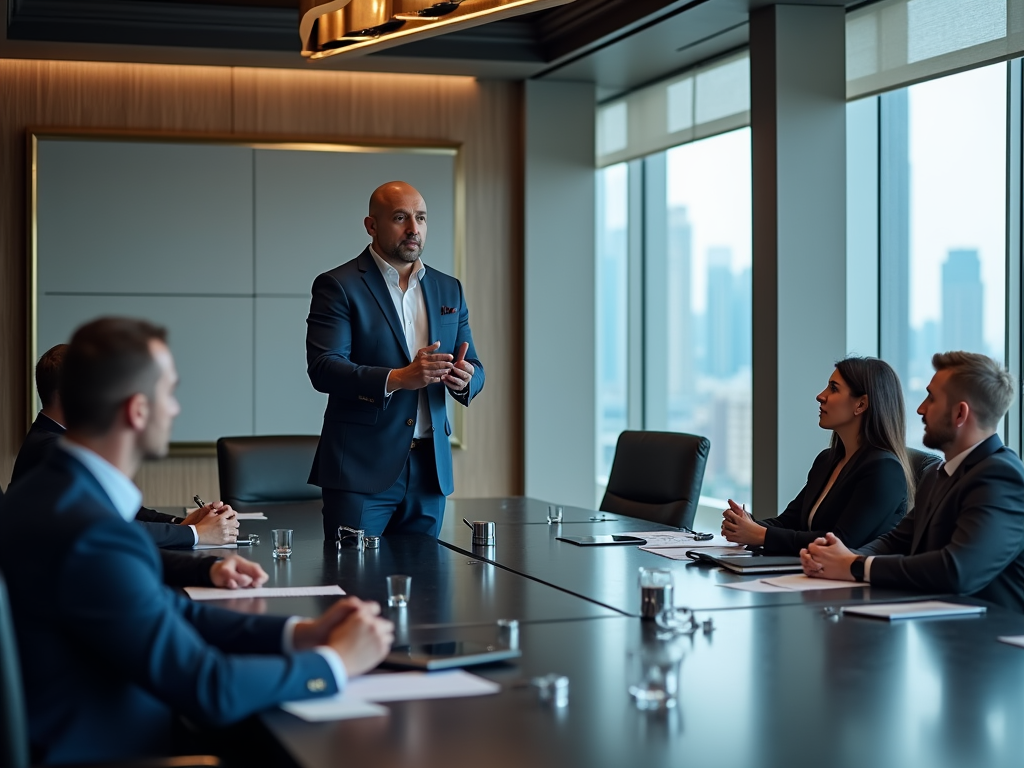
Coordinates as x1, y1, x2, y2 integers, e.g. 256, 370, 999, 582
942, 436, 995, 476
58, 439, 142, 522
368, 245, 425, 286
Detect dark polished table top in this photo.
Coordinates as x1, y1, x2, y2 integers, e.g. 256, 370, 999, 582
441, 498, 937, 613
181, 496, 1021, 768
263, 601, 1024, 768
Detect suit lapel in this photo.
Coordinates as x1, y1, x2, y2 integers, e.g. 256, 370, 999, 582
422, 267, 441, 349
357, 248, 411, 360
911, 435, 1003, 553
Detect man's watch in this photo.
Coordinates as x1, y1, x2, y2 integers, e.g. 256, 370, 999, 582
850, 555, 867, 583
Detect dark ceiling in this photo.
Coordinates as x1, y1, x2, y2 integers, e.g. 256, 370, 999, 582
3, 0, 862, 98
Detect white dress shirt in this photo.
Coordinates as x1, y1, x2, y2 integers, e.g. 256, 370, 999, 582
58, 439, 347, 690
863, 437, 991, 582
371, 245, 433, 438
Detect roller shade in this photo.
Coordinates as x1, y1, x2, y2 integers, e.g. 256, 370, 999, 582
847, 0, 1024, 99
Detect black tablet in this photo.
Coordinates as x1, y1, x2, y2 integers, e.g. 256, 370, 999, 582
555, 535, 647, 546
384, 642, 521, 670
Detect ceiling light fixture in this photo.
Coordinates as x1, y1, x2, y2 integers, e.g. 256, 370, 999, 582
300, 0, 576, 60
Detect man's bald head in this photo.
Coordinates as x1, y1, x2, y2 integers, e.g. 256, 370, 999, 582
364, 181, 428, 267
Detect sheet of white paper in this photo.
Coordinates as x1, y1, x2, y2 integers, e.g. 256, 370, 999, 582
193, 543, 238, 550
184, 585, 345, 601
761, 574, 862, 591
625, 531, 733, 548
998, 635, 1024, 648
718, 580, 792, 593
281, 698, 388, 722
236, 512, 268, 520
346, 670, 501, 703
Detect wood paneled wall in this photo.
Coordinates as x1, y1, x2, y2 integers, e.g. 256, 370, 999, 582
0, 60, 523, 505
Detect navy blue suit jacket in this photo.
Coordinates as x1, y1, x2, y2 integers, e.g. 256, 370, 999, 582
0, 449, 338, 764
306, 248, 484, 496
859, 435, 1024, 612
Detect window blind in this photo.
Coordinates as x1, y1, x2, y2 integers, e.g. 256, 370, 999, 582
848, 0, 1024, 98
595, 50, 750, 168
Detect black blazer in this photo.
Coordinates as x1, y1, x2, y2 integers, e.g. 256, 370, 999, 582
12, 413, 196, 549
761, 446, 908, 555
860, 435, 1024, 612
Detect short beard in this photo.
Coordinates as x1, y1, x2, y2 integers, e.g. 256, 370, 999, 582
387, 242, 422, 264
921, 413, 956, 451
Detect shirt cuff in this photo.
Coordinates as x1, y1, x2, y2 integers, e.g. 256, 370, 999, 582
188, 525, 199, 546
280, 616, 348, 692
864, 556, 874, 583
384, 371, 397, 398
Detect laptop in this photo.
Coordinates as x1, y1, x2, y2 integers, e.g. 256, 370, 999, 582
686, 551, 804, 574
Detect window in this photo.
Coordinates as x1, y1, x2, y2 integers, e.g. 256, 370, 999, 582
596, 163, 629, 483
595, 129, 753, 503
878, 63, 1007, 449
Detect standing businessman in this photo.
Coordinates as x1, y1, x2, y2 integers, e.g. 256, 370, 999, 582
306, 181, 484, 540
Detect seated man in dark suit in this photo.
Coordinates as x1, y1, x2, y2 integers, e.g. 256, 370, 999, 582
12, 343, 239, 548
802, 351, 1024, 612
0, 317, 393, 764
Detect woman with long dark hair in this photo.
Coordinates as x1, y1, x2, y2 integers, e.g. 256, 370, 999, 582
721, 357, 914, 555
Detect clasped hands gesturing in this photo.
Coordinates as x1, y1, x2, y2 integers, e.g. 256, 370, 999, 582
720, 499, 767, 547
182, 500, 240, 545
800, 532, 858, 581
389, 341, 474, 393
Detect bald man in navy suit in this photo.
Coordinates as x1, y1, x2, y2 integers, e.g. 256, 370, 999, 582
306, 181, 485, 540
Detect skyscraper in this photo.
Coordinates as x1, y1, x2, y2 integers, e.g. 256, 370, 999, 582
941, 248, 984, 353
667, 205, 694, 416
706, 246, 735, 379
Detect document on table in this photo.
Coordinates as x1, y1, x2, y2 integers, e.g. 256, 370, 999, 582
718, 574, 862, 592
193, 543, 238, 550
624, 530, 736, 549
281, 670, 501, 722
235, 512, 267, 520
998, 635, 1024, 648
184, 585, 345, 601
842, 601, 986, 620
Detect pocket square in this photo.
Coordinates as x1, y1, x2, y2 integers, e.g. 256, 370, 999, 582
441, 305, 458, 315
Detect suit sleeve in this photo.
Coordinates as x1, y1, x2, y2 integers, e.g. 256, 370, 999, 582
134, 519, 195, 549
159, 550, 218, 587
764, 455, 907, 555
58, 520, 339, 728
759, 452, 825, 551
866, 460, 1024, 594
306, 272, 392, 407
136, 505, 182, 525
447, 278, 485, 407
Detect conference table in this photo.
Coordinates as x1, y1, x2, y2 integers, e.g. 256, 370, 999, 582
186, 497, 1024, 768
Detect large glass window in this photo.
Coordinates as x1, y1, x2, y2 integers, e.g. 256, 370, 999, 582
879, 62, 1007, 449
596, 163, 629, 483
595, 129, 753, 503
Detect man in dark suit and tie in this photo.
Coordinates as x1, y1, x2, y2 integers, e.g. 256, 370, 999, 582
12, 343, 240, 549
0, 317, 393, 763
306, 181, 485, 540
802, 351, 1024, 612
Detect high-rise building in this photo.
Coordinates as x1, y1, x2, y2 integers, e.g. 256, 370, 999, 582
706, 246, 735, 379
941, 248, 984, 354
734, 265, 752, 372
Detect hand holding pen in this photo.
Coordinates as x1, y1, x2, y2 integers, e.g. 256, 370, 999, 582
188, 494, 240, 546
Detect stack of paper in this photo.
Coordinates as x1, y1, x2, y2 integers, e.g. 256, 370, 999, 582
720, 574, 861, 593
236, 512, 268, 520
281, 670, 501, 722
841, 601, 986, 620
185, 585, 345, 601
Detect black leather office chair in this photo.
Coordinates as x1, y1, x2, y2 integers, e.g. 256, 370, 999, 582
0, 571, 219, 768
907, 447, 942, 486
216, 436, 321, 513
599, 430, 711, 529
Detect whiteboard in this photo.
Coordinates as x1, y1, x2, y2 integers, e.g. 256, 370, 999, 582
32, 135, 460, 446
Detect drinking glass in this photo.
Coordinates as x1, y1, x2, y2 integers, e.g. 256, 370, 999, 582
271, 528, 293, 559
546, 504, 563, 524
387, 574, 411, 607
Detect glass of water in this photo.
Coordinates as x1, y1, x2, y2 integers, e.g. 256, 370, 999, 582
387, 574, 411, 607
638, 567, 674, 620
546, 504, 563, 524
628, 637, 685, 711
271, 528, 292, 559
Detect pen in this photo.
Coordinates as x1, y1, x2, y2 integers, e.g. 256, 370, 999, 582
193, 494, 205, 508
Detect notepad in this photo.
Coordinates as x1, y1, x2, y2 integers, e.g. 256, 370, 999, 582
193, 543, 238, 550
184, 585, 345, 600
281, 670, 500, 722
997, 635, 1024, 649
624, 530, 733, 548
841, 601, 987, 620
235, 512, 268, 520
